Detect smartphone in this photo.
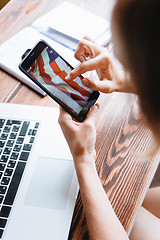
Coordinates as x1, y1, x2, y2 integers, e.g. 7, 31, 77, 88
19, 40, 99, 122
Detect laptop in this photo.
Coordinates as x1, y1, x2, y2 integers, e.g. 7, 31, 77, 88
0, 102, 79, 239
0, 0, 10, 10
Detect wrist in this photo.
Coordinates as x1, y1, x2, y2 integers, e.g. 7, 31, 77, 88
113, 70, 137, 94
73, 153, 96, 172
73, 154, 99, 189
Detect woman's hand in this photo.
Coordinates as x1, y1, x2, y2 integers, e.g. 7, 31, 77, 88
66, 36, 136, 94
58, 104, 99, 168
66, 37, 115, 93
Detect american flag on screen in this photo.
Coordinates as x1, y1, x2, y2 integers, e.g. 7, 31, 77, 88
28, 47, 92, 114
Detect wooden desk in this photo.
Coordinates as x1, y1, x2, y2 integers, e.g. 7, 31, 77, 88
0, 0, 160, 239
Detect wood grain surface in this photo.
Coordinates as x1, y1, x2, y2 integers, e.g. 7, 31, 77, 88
0, 1, 160, 239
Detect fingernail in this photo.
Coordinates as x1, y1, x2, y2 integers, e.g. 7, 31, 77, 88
92, 104, 99, 112
82, 78, 89, 87
65, 75, 70, 80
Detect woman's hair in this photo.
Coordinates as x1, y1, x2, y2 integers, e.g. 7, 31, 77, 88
113, 0, 160, 143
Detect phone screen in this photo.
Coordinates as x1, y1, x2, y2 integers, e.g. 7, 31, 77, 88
27, 45, 94, 116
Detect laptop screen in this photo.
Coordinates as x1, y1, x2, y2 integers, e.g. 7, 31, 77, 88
0, 0, 11, 10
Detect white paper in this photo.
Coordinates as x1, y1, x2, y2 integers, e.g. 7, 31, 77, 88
0, 27, 79, 96
32, 1, 111, 49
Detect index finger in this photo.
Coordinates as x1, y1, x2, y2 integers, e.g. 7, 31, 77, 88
66, 54, 107, 81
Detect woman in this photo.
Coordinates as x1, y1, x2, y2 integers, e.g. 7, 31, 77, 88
58, 0, 160, 239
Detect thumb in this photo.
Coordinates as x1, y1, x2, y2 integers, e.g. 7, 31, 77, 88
82, 78, 115, 93
85, 103, 99, 123
94, 80, 115, 93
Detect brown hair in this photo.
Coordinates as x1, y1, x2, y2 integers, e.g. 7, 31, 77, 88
113, 0, 160, 142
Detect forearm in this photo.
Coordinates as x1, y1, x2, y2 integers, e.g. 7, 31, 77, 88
130, 206, 160, 240
142, 187, 160, 219
59, 106, 128, 239
74, 155, 129, 240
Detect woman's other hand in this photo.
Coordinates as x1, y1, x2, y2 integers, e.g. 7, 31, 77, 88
58, 104, 99, 169
66, 36, 136, 94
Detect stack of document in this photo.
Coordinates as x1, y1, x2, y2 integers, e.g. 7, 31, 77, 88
0, 1, 111, 95
32, 1, 111, 51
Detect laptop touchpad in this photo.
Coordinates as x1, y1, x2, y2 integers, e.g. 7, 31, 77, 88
25, 157, 74, 210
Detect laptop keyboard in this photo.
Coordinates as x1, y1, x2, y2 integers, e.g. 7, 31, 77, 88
0, 118, 40, 239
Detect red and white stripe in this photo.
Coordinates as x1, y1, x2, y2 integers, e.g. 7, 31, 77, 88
29, 48, 92, 114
